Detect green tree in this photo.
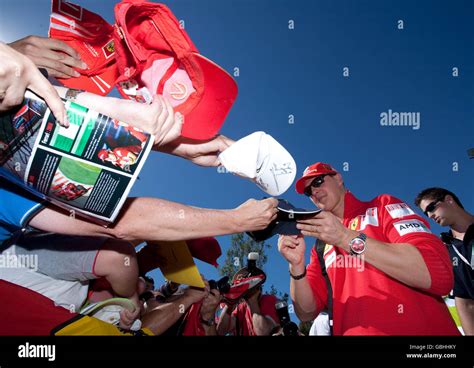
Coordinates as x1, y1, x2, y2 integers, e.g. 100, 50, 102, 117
218, 232, 271, 278
268, 284, 289, 303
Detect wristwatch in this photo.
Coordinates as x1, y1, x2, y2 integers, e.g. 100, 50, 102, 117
349, 232, 367, 256
200, 315, 215, 327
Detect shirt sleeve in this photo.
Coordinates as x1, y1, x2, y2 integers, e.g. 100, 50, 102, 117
379, 194, 453, 296
0, 180, 44, 241
306, 247, 328, 315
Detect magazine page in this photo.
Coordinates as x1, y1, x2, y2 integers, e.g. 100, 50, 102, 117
0, 91, 154, 224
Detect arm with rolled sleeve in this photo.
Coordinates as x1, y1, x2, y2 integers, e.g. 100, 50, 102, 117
295, 194, 453, 297
342, 195, 454, 295
378, 195, 454, 295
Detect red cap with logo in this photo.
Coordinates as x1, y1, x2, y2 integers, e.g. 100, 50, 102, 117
49, 0, 119, 95
114, 0, 238, 140
295, 162, 338, 194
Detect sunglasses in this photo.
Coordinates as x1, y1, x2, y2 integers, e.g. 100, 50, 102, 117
423, 199, 442, 216
304, 174, 332, 197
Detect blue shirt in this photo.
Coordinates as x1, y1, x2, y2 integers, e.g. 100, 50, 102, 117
0, 178, 44, 245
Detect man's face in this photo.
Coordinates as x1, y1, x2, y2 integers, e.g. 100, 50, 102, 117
419, 196, 453, 226
304, 173, 344, 211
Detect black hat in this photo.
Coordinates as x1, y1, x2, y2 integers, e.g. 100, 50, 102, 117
246, 199, 320, 241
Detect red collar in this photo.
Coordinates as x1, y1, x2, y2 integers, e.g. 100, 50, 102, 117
343, 191, 369, 220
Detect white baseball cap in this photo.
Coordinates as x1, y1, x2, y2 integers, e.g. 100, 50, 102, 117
218, 131, 297, 196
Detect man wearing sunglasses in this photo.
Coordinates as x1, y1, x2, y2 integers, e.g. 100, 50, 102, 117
277, 162, 459, 335
415, 188, 474, 335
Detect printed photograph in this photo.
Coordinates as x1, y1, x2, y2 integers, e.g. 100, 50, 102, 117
94, 119, 148, 173
48, 157, 99, 207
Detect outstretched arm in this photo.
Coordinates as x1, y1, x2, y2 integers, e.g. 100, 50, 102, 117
54, 86, 183, 147
28, 197, 278, 244
156, 135, 234, 167
54, 87, 234, 168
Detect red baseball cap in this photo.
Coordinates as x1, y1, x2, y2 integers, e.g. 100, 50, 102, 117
49, 0, 118, 95
223, 274, 266, 303
114, 1, 238, 140
295, 162, 338, 194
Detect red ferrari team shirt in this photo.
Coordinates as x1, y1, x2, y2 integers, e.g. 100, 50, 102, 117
306, 191, 460, 335
225, 294, 280, 336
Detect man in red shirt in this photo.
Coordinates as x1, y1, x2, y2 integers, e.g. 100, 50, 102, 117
278, 162, 459, 335
217, 263, 280, 336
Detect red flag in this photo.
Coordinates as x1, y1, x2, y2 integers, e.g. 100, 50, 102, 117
186, 237, 221, 267
0, 280, 75, 335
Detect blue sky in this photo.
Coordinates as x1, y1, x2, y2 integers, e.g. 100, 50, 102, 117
1, 0, 472, 321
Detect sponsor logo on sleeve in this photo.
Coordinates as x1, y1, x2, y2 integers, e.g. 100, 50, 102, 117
385, 203, 415, 219
393, 219, 431, 236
